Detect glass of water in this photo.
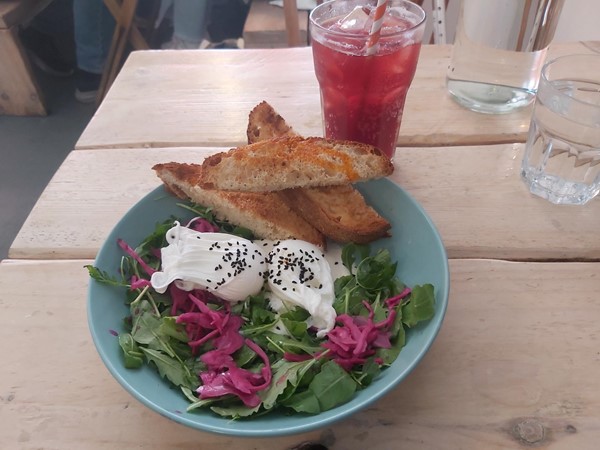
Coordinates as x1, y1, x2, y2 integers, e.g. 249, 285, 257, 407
521, 54, 600, 205
447, 0, 565, 114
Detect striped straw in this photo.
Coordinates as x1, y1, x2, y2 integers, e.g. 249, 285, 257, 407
366, 0, 389, 56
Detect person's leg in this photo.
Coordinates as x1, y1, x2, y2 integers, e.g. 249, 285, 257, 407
163, 0, 210, 48
73, 0, 115, 74
72, 0, 115, 101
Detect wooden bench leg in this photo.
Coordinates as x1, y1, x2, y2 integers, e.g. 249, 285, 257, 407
0, 27, 47, 116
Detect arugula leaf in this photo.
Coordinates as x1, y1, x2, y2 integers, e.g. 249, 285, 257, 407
141, 347, 197, 390
118, 333, 144, 369
85, 265, 128, 287
210, 404, 261, 418
232, 344, 257, 368
280, 317, 308, 339
131, 310, 162, 345
240, 294, 279, 336
282, 389, 321, 414
259, 332, 322, 356
355, 249, 397, 291
341, 243, 370, 274
159, 317, 188, 342
187, 398, 216, 412
402, 284, 436, 328
135, 219, 173, 258
279, 307, 310, 339
283, 360, 357, 413
259, 358, 318, 410
352, 357, 381, 387
280, 307, 311, 322
308, 360, 357, 411
376, 322, 406, 365
177, 202, 254, 240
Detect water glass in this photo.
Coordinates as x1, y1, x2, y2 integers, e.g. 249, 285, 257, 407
521, 54, 600, 205
447, 0, 565, 114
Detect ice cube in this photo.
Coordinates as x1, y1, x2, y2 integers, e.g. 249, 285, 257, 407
339, 6, 372, 32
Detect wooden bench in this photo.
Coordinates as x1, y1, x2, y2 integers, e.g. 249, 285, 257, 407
0, 0, 52, 116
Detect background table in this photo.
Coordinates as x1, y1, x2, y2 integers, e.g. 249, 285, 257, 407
2, 42, 600, 449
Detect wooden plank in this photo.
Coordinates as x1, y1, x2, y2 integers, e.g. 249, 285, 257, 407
0, 0, 52, 29
0, 27, 46, 116
8, 145, 600, 261
1, 259, 599, 448
75, 42, 594, 150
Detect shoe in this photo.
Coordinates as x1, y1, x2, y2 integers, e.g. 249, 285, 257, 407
75, 69, 101, 103
20, 27, 74, 77
199, 37, 244, 50
161, 36, 202, 50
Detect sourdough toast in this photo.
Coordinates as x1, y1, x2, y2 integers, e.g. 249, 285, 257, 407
246, 101, 391, 244
280, 186, 390, 244
153, 162, 326, 248
247, 101, 298, 144
199, 135, 394, 192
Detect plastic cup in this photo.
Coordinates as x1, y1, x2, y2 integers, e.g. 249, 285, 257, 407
309, 0, 426, 158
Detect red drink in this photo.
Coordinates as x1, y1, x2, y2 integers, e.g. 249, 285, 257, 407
310, 1, 426, 158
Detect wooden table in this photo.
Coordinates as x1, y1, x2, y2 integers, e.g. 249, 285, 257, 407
2, 42, 600, 449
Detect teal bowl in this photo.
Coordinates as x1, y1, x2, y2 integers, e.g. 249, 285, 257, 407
87, 178, 449, 436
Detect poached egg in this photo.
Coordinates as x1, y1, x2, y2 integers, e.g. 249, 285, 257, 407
150, 222, 267, 302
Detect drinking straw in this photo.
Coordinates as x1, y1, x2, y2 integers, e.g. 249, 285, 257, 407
366, 0, 389, 56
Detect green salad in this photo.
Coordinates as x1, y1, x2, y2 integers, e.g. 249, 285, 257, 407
87, 202, 435, 419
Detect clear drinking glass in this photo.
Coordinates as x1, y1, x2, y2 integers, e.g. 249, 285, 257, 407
521, 54, 600, 205
447, 0, 565, 114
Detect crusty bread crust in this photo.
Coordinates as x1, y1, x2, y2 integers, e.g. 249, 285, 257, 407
152, 162, 326, 248
280, 185, 390, 244
247, 101, 297, 144
245, 101, 392, 244
199, 136, 394, 192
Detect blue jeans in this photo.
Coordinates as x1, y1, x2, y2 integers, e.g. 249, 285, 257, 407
73, 0, 115, 74
172, 0, 210, 43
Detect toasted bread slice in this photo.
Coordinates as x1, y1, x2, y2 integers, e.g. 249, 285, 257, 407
245, 101, 391, 243
199, 135, 394, 192
153, 162, 326, 248
247, 101, 298, 144
280, 186, 391, 244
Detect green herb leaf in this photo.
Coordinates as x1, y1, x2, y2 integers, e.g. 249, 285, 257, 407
355, 249, 397, 291
85, 265, 128, 287
141, 348, 197, 390
131, 310, 162, 345
210, 404, 261, 418
309, 360, 357, 412
259, 358, 318, 410
353, 357, 381, 387
402, 284, 436, 328
282, 389, 321, 414
159, 317, 188, 342
118, 333, 144, 369
341, 243, 370, 274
